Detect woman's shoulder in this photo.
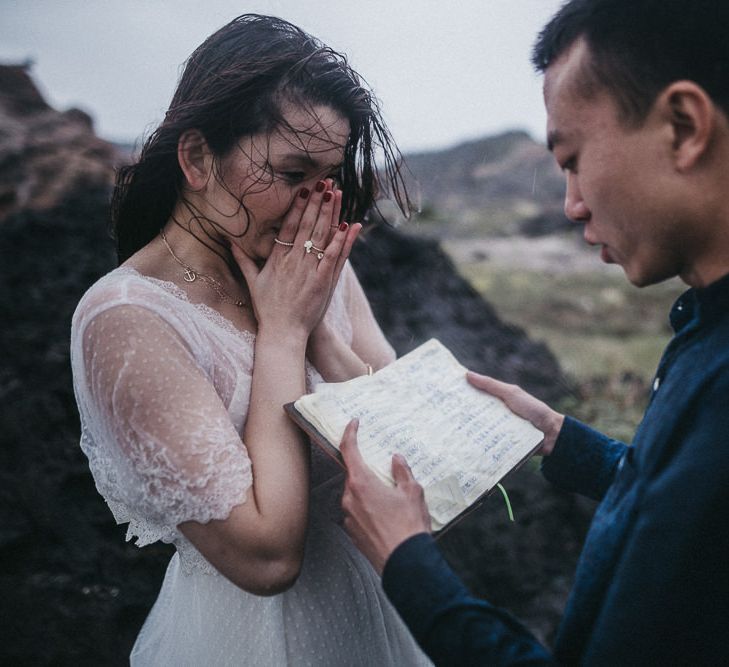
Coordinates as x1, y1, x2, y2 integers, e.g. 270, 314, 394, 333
72, 266, 194, 337
78, 266, 181, 304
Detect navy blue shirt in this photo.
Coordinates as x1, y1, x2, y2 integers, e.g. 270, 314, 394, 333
383, 273, 729, 665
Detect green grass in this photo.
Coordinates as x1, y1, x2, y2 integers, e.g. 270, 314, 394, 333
456, 262, 686, 441
409, 204, 536, 238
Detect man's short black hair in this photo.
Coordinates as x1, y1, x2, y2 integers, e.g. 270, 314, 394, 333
532, 0, 729, 125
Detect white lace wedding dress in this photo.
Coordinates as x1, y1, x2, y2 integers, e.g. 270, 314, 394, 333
71, 264, 430, 666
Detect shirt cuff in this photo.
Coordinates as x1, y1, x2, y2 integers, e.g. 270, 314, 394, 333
382, 532, 472, 641
541, 416, 627, 500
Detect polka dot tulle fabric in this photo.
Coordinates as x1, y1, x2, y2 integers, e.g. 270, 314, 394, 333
70, 265, 430, 665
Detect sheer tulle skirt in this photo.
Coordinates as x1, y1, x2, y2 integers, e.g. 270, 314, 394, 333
131, 516, 431, 666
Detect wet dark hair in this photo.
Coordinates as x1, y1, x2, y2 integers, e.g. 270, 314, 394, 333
112, 14, 411, 263
532, 0, 729, 125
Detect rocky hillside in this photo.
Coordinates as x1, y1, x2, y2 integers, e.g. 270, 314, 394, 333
401, 130, 570, 238
0, 64, 591, 664
0, 64, 117, 220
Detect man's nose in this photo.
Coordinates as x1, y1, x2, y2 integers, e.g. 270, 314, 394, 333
563, 173, 590, 222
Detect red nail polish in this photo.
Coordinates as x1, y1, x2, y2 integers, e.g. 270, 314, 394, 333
299, 187, 310, 199
323, 191, 333, 203
339, 222, 349, 232
315, 180, 326, 193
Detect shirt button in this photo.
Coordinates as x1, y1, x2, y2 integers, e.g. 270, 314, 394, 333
653, 377, 661, 391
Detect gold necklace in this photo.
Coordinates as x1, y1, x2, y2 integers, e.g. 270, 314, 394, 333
160, 230, 245, 308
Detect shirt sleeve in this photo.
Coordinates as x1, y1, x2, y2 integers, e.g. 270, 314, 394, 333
74, 302, 252, 538
382, 534, 558, 666
541, 416, 627, 501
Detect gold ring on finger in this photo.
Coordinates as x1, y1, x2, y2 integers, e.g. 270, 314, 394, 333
304, 240, 325, 259
274, 237, 295, 247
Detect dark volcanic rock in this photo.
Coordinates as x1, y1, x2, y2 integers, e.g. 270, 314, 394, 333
1, 65, 591, 664
0, 188, 173, 665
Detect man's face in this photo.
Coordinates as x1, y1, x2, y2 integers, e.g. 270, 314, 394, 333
544, 39, 686, 287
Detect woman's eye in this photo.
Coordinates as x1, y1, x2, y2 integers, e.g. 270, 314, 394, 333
280, 171, 306, 183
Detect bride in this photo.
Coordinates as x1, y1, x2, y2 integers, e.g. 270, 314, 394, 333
71, 14, 429, 666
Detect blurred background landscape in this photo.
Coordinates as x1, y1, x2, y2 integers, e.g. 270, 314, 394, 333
396, 129, 684, 442
0, 48, 684, 665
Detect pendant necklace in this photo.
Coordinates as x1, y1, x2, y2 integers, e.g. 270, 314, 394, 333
160, 230, 245, 308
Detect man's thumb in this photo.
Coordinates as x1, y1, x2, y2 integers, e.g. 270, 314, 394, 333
391, 454, 415, 485
466, 371, 510, 398
339, 419, 361, 464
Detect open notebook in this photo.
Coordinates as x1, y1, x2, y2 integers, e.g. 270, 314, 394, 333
286, 339, 543, 533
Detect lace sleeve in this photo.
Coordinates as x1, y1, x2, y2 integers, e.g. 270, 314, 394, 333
72, 302, 252, 539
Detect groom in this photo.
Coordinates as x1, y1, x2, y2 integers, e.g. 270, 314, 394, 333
340, 0, 729, 664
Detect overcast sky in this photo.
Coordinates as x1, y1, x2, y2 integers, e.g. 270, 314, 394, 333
1, 0, 565, 152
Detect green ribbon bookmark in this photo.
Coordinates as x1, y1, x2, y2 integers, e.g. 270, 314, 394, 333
496, 483, 515, 522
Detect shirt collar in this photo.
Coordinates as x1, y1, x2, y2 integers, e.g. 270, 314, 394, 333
670, 271, 729, 333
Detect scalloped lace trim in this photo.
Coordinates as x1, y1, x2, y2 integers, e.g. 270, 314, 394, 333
108, 499, 219, 575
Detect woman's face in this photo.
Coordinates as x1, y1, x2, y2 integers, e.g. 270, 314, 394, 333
208, 103, 350, 262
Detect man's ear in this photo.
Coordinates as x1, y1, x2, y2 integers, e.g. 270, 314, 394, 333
660, 81, 715, 171
178, 129, 213, 190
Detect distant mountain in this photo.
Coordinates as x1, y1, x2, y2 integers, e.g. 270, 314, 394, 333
400, 130, 570, 238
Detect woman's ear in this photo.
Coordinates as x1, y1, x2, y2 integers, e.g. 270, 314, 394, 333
178, 129, 213, 190
661, 81, 715, 171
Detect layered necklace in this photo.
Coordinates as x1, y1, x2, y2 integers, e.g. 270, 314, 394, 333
160, 230, 245, 308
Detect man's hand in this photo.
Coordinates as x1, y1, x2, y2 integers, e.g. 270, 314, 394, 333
466, 372, 565, 456
340, 419, 431, 574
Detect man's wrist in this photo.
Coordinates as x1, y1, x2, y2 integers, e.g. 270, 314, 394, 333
383, 532, 433, 576
541, 411, 565, 457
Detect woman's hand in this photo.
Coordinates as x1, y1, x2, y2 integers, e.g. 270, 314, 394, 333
231, 179, 360, 337
306, 319, 371, 382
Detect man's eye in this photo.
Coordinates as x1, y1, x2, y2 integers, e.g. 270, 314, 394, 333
560, 157, 577, 173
